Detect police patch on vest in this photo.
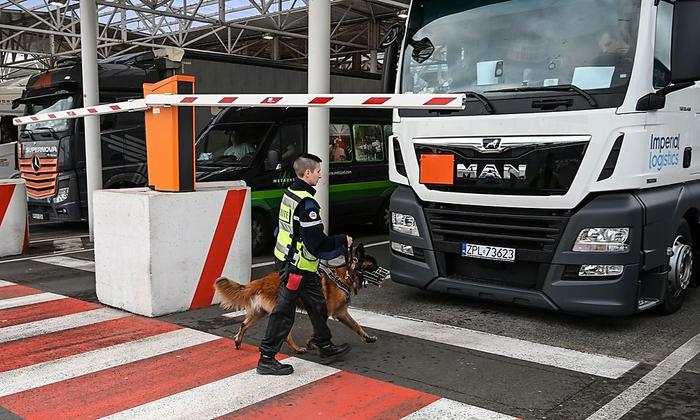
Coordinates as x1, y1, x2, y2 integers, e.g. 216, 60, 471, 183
309, 211, 318, 220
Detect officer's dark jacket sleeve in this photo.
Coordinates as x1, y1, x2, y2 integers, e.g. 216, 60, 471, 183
297, 198, 346, 260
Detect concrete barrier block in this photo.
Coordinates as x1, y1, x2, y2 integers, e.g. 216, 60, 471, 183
94, 181, 251, 317
0, 179, 28, 257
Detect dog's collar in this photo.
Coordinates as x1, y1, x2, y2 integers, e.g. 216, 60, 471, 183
318, 264, 351, 297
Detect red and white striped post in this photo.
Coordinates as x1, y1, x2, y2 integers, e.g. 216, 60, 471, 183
0, 179, 29, 257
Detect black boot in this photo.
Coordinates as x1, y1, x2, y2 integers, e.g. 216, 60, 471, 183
256, 355, 294, 375
319, 342, 351, 364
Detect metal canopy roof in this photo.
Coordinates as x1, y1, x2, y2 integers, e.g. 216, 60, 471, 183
0, 0, 409, 81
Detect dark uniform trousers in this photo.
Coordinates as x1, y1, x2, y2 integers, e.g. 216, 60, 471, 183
259, 262, 332, 356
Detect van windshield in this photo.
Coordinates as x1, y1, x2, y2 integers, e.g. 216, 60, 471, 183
401, 0, 641, 95
195, 122, 272, 167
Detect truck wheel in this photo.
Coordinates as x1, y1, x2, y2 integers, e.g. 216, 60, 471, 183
659, 220, 693, 315
251, 210, 271, 257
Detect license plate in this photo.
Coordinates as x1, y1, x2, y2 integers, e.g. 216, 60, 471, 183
461, 243, 515, 262
31, 213, 44, 220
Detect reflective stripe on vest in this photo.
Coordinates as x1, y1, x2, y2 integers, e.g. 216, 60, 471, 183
273, 188, 320, 272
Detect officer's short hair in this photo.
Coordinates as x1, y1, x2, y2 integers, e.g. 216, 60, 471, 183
294, 153, 322, 177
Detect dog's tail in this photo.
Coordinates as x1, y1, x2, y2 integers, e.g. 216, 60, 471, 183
214, 276, 248, 310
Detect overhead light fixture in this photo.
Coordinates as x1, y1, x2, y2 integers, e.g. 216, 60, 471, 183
49, 0, 68, 6
397, 9, 409, 19
262, 33, 274, 40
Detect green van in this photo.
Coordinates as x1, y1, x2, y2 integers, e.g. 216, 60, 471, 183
195, 107, 394, 255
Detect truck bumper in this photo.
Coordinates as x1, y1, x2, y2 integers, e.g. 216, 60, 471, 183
27, 173, 82, 222
389, 186, 659, 316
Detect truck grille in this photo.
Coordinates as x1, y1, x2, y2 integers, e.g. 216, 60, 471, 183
19, 157, 58, 198
425, 203, 570, 289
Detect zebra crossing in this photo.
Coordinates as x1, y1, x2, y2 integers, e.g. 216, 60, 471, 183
0, 280, 520, 419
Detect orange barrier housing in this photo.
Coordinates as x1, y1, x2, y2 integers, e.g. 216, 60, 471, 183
143, 75, 196, 192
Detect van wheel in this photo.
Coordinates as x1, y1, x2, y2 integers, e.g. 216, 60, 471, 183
659, 220, 693, 315
251, 210, 271, 257
374, 200, 390, 231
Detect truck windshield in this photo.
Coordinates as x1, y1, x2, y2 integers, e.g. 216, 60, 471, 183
195, 122, 272, 167
401, 0, 641, 96
24, 95, 75, 132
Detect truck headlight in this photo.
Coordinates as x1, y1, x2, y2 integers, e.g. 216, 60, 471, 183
573, 227, 629, 252
54, 187, 69, 203
391, 212, 419, 236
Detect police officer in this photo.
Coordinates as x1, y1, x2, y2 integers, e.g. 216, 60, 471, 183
257, 153, 353, 375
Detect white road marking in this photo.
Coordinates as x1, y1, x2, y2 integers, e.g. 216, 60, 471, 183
0, 292, 66, 310
221, 306, 637, 378
345, 308, 638, 379
0, 248, 95, 264
0, 280, 14, 288
0, 307, 128, 343
586, 332, 700, 420
30, 235, 88, 244
32, 255, 95, 272
0, 328, 217, 397
403, 398, 518, 420
365, 240, 390, 248
102, 358, 338, 420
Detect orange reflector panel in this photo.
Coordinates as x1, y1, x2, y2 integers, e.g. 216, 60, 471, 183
419, 154, 454, 185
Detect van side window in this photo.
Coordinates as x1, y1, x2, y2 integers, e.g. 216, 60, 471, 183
329, 124, 352, 163
653, 2, 673, 88
353, 124, 384, 162
270, 124, 303, 167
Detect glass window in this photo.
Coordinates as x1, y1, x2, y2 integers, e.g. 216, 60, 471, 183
383, 125, 393, 141
24, 95, 75, 132
269, 124, 304, 167
353, 124, 384, 162
195, 122, 272, 167
401, 0, 641, 94
329, 124, 352, 163
654, 2, 673, 88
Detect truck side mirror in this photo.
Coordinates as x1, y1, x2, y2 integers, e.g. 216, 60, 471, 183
671, 0, 700, 83
380, 24, 405, 94
265, 149, 280, 171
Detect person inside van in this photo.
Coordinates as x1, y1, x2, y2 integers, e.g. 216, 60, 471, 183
223, 130, 255, 159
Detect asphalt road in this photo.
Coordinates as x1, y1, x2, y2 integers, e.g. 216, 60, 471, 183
1, 221, 699, 419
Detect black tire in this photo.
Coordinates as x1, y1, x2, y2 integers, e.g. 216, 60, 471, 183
251, 210, 272, 257
374, 200, 390, 232
659, 219, 693, 315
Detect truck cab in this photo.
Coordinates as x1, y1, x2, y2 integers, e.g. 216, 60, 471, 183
16, 61, 156, 221
387, 0, 700, 315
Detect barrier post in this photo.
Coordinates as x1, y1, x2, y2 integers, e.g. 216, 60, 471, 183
0, 179, 29, 257
95, 76, 252, 317
143, 75, 196, 192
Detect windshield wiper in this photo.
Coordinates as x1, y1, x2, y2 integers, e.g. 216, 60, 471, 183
451, 91, 495, 114
486, 84, 598, 108
33, 127, 59, 138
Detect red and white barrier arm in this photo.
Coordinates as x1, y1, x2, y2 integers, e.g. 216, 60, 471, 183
13, 93, 465, 126
12, 99, 148, 126
146, 93, 466, 109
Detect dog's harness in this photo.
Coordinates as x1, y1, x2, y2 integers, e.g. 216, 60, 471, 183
318, 264, 351, 298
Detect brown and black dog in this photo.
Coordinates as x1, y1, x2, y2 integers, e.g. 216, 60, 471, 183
214, 244, 385, 354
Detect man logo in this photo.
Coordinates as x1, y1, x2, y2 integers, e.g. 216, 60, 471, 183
31, 155, 41, 174
483, 138, 501, 150
457, 163, 527, 180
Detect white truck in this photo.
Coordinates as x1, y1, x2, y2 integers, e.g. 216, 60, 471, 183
385, 0, 700, 315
